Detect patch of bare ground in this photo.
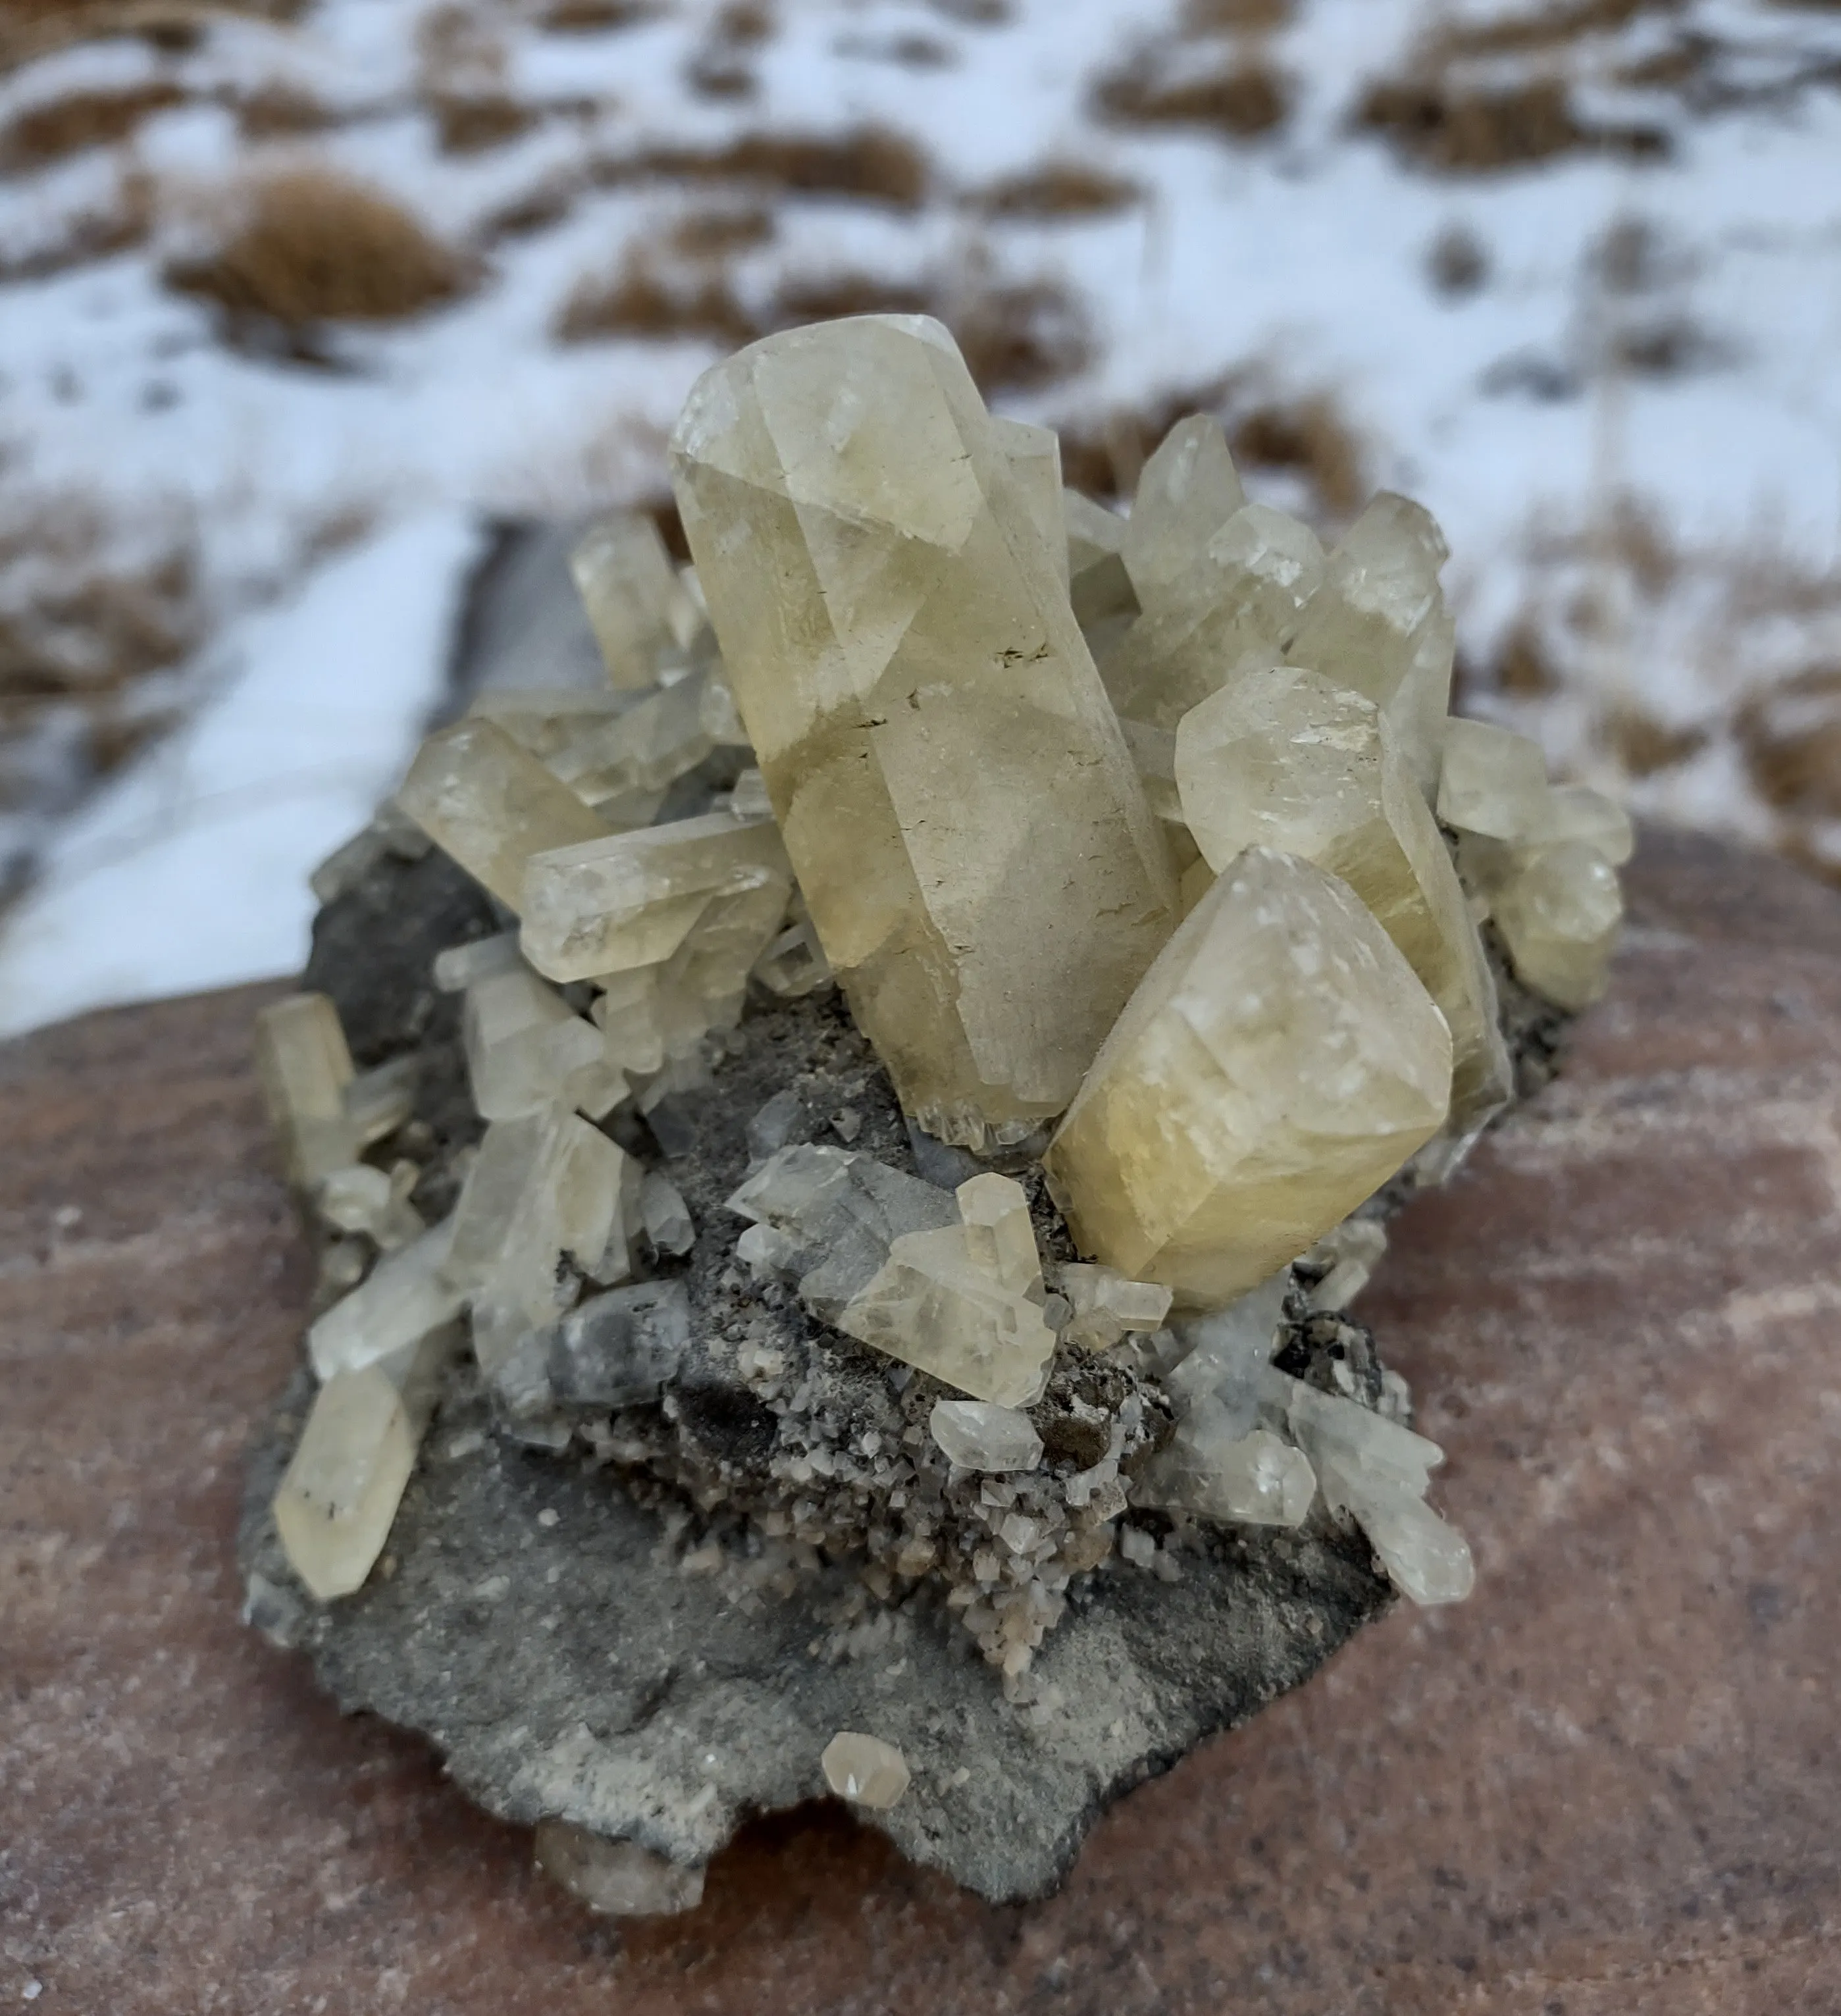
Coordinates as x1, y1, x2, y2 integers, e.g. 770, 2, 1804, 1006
968, 161, 1142, 219
165, 168, 475, 336
1058, 380, 1366, 521
603, 126, 931, 209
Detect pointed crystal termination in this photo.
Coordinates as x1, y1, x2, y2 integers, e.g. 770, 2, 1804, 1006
518, 810, 792, 984
668, 313, 1178, 1147
1101, 503, 1326, 733
274, 1324, 451, 1601
1283, 1376, 1474, 1605
820, 1732, 910, 1810
1174, 665, 1511, 1129
992, 415, 1067, 586
569, 510, 687, 690
463, 968, 615, 1120
1054, 1262, 1173, 1350
837, 1172, 1057, 1405
1120, 414, 1247, 609
398, 719, 611, 910
1285, 493, 1455, 797
308, 1218, 465, 1380
254, 993, 357, 1188
1045, 848, 1453, 1308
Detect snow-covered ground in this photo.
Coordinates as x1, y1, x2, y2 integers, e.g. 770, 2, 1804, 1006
2, 0, 1840, 1035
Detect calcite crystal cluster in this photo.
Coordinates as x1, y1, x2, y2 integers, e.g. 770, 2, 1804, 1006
251, 312, 1629, 1908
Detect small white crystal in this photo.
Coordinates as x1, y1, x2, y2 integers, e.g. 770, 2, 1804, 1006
463, 968, 610, 1121
432, 931, 524, 993
569, 511, 685, 690
1054, 1263, 1173, 1350
1133, 1413, 1316, 1528
929, 1399, 1044, 1472
820, 1732, 910, 1809
534, 1819, 706, 1917
639, 1169, 695, 1255
1303, 1217, 1388, 1311
1437, 718, 1552, 844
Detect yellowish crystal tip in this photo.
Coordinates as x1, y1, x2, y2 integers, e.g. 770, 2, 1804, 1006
1044, 846, 1453, 1306
667, 311, 1178, 1148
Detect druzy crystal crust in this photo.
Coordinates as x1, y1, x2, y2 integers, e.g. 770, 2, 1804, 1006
253, 311, 1630, 1910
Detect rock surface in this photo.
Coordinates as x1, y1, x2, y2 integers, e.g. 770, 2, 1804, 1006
5, 829, 1841, 2007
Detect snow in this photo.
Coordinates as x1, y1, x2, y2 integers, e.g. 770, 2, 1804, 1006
1, 0, 1838, 1035
0, 511, 481, 1038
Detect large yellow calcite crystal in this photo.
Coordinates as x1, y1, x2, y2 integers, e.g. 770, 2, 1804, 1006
1044, 848, 1453, 1306
1174, 666, 1511, 1129
667, 313, 1178, 1147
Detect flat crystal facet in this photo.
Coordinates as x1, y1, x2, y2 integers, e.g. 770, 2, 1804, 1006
992, 415, 1067, 586
820, 1732, 910, 1809
254, 993, 359, 1188
1285, 494, 1454, 796
1493, 839, 1624, 1010
1543, 783, 1634, 864
669, 313, 1177, 1146
837, 1174, 1057, 1405
534, 1821, 706, 1917
569, 511, 685, 690
1045, 848, 1453, 1307
446, 1110, 627, 1374
1133, 1414, 1316, 1528
1121, 415, 1247, 608
1303, 1216, 1389, 1310
398, 719, 610, 909
519, 811, 792, 984
1437, 718, 1552, 844
463, 968, 611, 1120
1174, 666, 1511, 1127
929, 1399, 1045, 1472
308, 1218, 464, 1381
273, 1326, 449, 1601
1054, 1262, 1174, 1350
1102, 503, 1326, 733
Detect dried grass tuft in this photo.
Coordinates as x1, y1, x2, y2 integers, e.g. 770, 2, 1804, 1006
0, 81, 184, 167
1356, 74, 1669, 172
556, 247, 754, 345
1738, 669, 1841, 819
970, 161, 1143, 219
608, 127, 931, 209
165, 168, 474, 328
1095, 53, 1289, 138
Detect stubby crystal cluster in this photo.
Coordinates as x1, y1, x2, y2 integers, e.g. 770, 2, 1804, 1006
255, 313, 1628, 1833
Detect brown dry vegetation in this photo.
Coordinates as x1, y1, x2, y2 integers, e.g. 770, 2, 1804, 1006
1095, 55, 1290, 138
0, 497, 203, 808
665, 203, 775, 257
1058, 382, 1366, 521
1357, 74, 1669, 172
608, 127, 931, 209
532, 0, 656, 28
0, 0, 302, 70
555, 246, 754, 344
430, 91, 538, 153
1738, 669, 1841, 820
1183, 0, 1292, 27
166, 169, 473, 328
234, 80, 332, 138
970, 161, 1142, 219
0, 81, 182, 167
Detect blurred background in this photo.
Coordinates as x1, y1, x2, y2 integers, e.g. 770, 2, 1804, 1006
0, 0, 1837, 1038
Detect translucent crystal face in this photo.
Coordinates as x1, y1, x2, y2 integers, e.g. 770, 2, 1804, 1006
1044, 848, 1454, 1306
1174, 665, 1511, 1129
669, 313, 1178, 1148
271, 320, 1634, 1631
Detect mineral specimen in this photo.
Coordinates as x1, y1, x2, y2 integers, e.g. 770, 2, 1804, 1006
249, 310, 1629, 1909
1044, 848, 1454, 1306
821, 1732, 911, 1810
667, 313, 1178, 1148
